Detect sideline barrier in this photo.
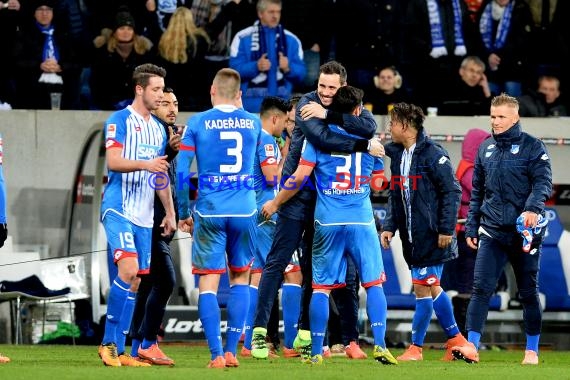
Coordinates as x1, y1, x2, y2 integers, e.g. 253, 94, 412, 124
539, 208, 570, 311
374, 208, 512, 311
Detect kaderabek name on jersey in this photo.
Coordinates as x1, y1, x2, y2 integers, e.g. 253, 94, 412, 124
205, 118, 256, 129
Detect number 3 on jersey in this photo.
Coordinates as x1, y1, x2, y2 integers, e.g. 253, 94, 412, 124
220, 131, 243, 173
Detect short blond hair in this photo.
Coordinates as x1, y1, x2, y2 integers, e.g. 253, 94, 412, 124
213, 68, 241, 99
491, 93, 519, 111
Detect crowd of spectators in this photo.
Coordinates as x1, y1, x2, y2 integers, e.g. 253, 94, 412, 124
0, 0, 568, 115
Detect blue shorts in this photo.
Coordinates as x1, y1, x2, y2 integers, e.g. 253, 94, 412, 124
312, 221, 386, 289
192, 213, 256, 274
252, 216, 300, 274
102, 211, 152, 275
411, 264, 443, 286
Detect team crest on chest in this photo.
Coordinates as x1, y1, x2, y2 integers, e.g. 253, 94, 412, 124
510, 144, 520, 154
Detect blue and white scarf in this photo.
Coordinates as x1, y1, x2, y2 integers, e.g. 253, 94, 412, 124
37, 22, 59, 62
427, 0, 467, 58
251, 20, 287, 61
479, 0, 514, 52
37, 22, 63, 84
249, 20, 287, 87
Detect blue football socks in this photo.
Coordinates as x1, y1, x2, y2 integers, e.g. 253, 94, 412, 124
526, 334, 540, 352
468, 331, 481, 350
131, 338, 141, 357
224, 284, 249, 355
102, 277, 130, 345
243, 285, 258, 350
366, 285, 388, 348
433, 291, 460, 338
116, 291, 136, 355
411, 297, 433, 346
309, 291, 329, 356
282, 283, 302, 348
141, 338, 157, 350
199, 292, 223, 359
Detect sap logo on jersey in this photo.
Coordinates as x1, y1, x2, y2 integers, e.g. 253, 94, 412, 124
137, 144, 160, 160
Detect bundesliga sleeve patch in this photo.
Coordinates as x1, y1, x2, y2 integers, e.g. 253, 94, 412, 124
264, 144, 275, 157
107, 124, 117, 138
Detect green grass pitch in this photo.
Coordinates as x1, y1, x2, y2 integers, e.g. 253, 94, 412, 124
0, 344, 568, 380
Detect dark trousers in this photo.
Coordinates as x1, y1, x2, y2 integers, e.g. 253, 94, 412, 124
297, 219, 315, 330
442, 230, 477, 335
466, 234, 542, 336
253, 215, 313, 329
130, 239, 177, 342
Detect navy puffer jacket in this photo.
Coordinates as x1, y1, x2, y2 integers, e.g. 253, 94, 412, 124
384, 130, 461, 268
465, 123, 552, 242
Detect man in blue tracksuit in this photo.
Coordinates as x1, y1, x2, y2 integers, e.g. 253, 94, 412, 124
452, 94, 552, 365
229, 0, 306, 113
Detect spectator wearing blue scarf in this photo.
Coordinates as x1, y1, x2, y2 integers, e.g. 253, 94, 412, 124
402, 0, 478, 111
229, 0, 306, 113
475, 0, 534, 97
12, 0, 80, 109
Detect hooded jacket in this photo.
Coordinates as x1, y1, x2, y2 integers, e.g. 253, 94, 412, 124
456, 129, 491, 228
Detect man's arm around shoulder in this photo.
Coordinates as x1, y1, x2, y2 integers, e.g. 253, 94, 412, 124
297, 97, 379, 155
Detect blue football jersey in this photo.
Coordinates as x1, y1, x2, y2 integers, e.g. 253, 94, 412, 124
101, 106, 167, 227
253, 129, 281, 212
300, 125, 384, 225
178, 104, 262, 218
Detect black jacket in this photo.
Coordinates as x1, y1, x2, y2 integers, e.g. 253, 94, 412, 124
466, 123, 552, 243
383, 130, 461, 268
152, 118, 179, 242
518, 91, 568, 117
13, 20, 80, 109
